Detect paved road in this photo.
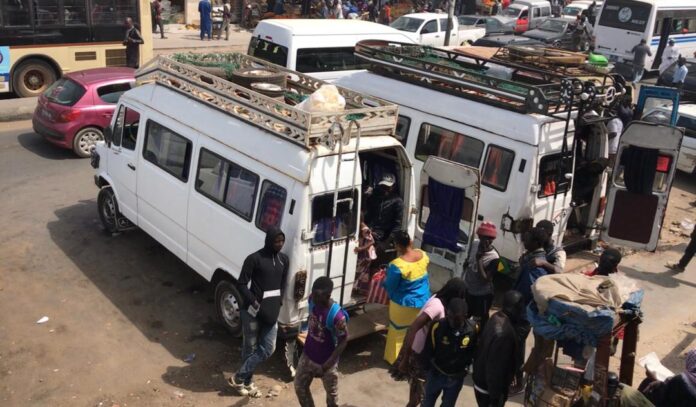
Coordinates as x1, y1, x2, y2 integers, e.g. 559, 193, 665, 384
1, 121, 695, 406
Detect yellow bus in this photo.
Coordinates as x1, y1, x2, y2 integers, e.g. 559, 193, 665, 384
0, 0, 153, 97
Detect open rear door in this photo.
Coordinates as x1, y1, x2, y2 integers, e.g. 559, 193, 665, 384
414, 156, 480, 291
600, 122, 684, 251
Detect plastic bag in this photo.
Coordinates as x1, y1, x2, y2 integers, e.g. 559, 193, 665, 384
297, 85, 346, 113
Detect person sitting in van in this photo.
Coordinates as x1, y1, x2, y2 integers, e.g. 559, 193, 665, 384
229, 227, 289, 398
364, 173, 404, 246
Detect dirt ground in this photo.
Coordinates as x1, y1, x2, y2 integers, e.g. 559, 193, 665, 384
1, 119, 696, 407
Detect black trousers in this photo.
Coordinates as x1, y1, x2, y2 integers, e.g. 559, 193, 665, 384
679, 229, 696, 268
474, 388, 507, 407
466, 292, 494, 330
154, 19, 165, 37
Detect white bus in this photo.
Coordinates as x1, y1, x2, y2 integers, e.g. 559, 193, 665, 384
594, 0, 696, 77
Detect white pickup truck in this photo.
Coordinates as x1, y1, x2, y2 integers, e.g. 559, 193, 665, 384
391, 12, 486, 46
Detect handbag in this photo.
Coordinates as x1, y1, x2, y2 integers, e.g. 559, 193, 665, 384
366, 268, 389, 305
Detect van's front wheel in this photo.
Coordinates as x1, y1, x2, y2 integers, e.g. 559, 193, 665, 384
215, 280, 243, 337
98, 187, 120, 234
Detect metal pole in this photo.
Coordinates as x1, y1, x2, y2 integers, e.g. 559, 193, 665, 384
326, 122, 345, 278
444, 0, 455, 46
339, 121, 362, 306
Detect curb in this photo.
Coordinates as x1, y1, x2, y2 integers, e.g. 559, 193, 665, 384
0, 97, 37, 122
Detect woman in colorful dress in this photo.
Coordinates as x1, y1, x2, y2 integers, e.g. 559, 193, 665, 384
383, 231, 430, 364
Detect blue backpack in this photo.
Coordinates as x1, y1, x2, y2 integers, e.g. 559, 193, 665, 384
308, 300, 349, 346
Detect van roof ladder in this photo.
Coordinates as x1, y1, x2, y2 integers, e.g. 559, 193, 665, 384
354, 40, 626, 120
134, 53, 399, 150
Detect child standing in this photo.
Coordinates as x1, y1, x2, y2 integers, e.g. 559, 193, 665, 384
421, 298, 478, 407
353, 223, 376, 295
294, 277, 349, 407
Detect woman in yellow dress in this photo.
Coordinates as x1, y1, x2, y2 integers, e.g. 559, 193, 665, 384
382, 231, 430, 364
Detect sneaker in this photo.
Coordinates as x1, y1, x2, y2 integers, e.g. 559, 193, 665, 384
245, 382, 262, 398
227, 376, 248, 396
666, 262, 685, 273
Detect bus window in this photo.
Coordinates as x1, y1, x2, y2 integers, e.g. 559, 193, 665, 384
538, 153, 573, 198
415, 123, 484, 169
482, 145, 515, 191
598, 0, 652, 32
3, 0, 31, 26
311, 189, 358, 245
248, 37, 289, 67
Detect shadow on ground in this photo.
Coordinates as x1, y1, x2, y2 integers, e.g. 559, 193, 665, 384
17, 132, 80, 161
46, 199, 391, 396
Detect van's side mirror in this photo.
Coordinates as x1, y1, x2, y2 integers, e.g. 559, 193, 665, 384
104, 126, 112, 147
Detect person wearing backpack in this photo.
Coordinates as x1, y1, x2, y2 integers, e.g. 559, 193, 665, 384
294, 276, 349, 407
421, 298, 478, 407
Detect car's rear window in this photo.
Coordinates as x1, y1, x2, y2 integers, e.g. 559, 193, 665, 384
97, 82, 132, 104
44, 78, 86, 106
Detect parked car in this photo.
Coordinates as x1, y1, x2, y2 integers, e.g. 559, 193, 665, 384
391, 13, 486, 46
499, 0, 552, 33
458, 15, 516, 35
643, 104, 696, 173
523, 17, 590, 51
561, 1, 603, 20
657, 58, 696, 102
472, 34, 542, 47
32, 67, 135, 157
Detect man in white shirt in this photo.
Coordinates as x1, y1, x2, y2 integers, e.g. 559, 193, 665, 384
659, 39, 679, 75
606, 116, 623, 165
672, 57, 689, 91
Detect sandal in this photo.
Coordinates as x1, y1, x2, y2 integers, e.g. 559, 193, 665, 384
245, 382, 263, 398
227, 376, 249, 396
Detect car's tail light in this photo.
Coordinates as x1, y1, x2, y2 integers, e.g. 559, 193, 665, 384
56, 109, 81, 123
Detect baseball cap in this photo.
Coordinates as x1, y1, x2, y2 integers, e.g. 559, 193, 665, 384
378, 174, 396, 187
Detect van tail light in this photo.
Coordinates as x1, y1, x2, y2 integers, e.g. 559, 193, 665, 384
656, 155, 671, 173
57, 109, 81, 123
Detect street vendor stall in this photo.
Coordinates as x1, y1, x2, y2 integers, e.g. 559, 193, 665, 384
523, 273, 646, 407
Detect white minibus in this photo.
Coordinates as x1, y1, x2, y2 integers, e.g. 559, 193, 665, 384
337, 41, 680, 265
90, 53, 481, 371
594, 0, 696, 77
248, 19, 417, 81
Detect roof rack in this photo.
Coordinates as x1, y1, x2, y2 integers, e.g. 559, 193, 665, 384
354, 40, 625, 118
135, 53, 398, 149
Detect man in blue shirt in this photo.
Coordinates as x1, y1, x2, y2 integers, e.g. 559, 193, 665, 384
672, 57, 689, 91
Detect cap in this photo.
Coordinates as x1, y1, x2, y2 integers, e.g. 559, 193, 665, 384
378, 174, 396, 187
477, 222, 497, 239
669, 39, 675, 45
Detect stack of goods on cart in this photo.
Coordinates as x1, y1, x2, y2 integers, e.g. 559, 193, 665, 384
524, 273, 644, 406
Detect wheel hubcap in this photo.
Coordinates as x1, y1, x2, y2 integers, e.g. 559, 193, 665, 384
102, 195, 116, 226
221, 292, 240, 329
78, 131, 103, 155
24, 69, 45, 91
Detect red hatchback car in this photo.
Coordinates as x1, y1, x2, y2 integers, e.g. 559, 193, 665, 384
32, 67, 135, 157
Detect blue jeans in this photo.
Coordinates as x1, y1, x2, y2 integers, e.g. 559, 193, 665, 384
422, 370, 465, 407
634, 66, 645, 83
235, 309, 278, 384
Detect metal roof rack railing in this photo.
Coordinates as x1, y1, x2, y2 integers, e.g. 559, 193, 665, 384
354, 40, 625, 119
135, 53, 398, 149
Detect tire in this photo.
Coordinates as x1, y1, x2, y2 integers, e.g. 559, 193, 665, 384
230, 68, 286, 90
72, 127, 104, 158
12, 59, 58, 98
97, 187, 120, 234
215, 279, 243, 337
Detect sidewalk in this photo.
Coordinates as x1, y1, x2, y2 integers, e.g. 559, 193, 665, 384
0, 96, 36, 122
152, 23, 252, 55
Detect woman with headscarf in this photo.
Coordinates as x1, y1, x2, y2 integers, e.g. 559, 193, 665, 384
382, 231, 431, 365
639, 348, 696, 407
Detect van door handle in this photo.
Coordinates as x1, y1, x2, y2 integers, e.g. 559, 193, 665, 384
127, 163, 136, 171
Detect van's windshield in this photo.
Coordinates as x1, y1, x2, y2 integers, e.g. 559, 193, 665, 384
248, 37, 289, 67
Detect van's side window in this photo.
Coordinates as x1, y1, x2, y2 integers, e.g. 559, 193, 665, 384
419, 185, 473, 244
541, 7, 550, 17
538, 153, 573, 198
415, 123, 484, 168
256, 181, 287, 232
395, 115, 411, 146
143, 121, 192, 182
482, 145, 515, 191
311, 189, 358, 245
111, 106, 140, 150
533, 7, 541, 18
296, 47, 368, 73
195, 148, 259, 220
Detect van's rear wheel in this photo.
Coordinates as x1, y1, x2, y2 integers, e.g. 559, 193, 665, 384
12, 59, 58, 98
98, 187, 120, 234
215, 280, 243, 337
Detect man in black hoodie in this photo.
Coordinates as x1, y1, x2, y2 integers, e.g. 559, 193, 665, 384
473, 290, 525, 407
229, 227, 289, 398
